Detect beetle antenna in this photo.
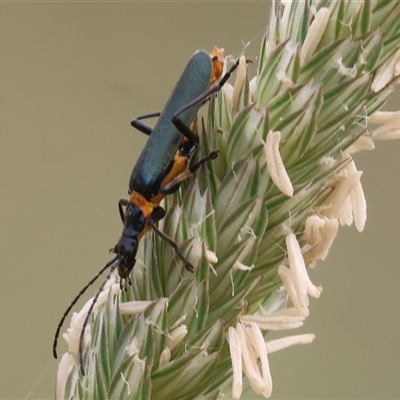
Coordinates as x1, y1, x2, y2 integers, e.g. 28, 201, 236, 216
79, 260, 118, 375
52, 256, 117, 359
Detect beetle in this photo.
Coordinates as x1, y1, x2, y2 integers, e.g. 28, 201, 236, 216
52, 48, 245, 374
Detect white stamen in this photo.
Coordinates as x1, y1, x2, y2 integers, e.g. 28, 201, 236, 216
119, 300, 152, 315
303, 216, 339, 262
339, 196, 354, 226
206, 248, 219, 264
240, 311, 304, 330
265, 131, 294, 197
159, 347, 171, 367
228, 327, 243, 400
300, 8, 330, 66
306, 280, 323, 299
278, 265, 310, 318
371, 48, 400, 92
303, 215, 326, 242
278, 265, 309, 318
369, 110, 400, 124
346, 136, 375, 153
321, 168, 362, 220
347, 162, 367, 232
236, 323, 266, 394
371, 119, 400, 140
266, 333, 316, 353
286, 233, 308, 308
249, 323, 272, 398
56, 354, 76, 400
166, 325, 188, 350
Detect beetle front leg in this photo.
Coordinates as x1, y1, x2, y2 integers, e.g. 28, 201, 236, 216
118, 198, 129, 223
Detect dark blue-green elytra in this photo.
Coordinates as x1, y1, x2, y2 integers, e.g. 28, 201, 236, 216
129, 50, 213, 198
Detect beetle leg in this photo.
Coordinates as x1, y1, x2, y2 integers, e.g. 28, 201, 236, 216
172, 117, 199, 145
130, 111, 161, 136
149, 207, 194, 272
118, 198, 129, 223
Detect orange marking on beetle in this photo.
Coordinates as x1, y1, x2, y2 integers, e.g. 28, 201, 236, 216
129, 191, 155, 217
161, 155, 188, 188
150, 192, 164, 205
150, 152, 189, 204
129, 191, 157, 239
210, 47, 224, 85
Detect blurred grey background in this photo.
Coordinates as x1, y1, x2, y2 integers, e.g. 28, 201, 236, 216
1, 2, 400, 399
